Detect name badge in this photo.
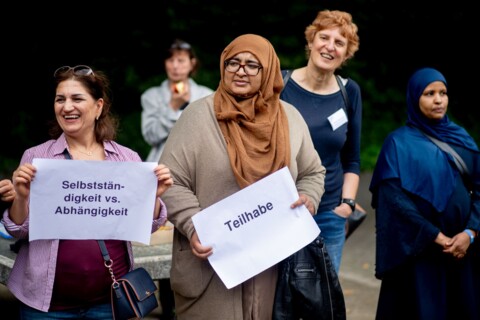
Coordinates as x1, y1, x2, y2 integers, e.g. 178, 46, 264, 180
328, 108, 348, 131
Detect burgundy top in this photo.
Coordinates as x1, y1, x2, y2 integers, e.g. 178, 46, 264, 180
50, 239, 129, 310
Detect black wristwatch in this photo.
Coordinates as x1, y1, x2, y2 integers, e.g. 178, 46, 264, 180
341, 198, 356, 213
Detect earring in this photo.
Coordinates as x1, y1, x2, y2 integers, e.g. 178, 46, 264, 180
96, 116, 99, 120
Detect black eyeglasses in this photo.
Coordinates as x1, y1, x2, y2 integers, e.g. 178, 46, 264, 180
224, 60, 262, 76
53, 65, 94, 78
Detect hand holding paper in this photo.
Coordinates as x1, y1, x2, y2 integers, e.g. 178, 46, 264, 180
29, 159, 158, 245
192, 167, 320, 289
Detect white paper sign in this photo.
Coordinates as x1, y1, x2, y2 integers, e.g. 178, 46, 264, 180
29, 159, 158, 245
192, 167, 320, 289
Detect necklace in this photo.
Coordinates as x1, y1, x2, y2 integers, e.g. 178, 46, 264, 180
71, 145, 99, 157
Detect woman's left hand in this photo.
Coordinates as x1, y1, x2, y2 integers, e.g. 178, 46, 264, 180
291, 194, 314, 215
443, 231, 470, 259
154, 164, 174, 197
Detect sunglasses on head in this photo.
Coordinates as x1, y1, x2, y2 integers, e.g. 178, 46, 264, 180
170, 42, 191, 50
53, 65, 94, 78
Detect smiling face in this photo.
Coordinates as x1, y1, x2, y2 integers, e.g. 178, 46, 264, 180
418, 81, 448, 120
54, 79, 103, 139
308, 27, 348, 72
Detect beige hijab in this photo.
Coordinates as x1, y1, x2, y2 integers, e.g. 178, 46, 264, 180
214, 34, 291, 189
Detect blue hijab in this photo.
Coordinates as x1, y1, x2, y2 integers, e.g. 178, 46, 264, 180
406, 68, 478, 149
370, 67, 478, 211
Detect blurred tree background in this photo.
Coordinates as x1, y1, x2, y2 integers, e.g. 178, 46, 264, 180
1, 0, 476, 177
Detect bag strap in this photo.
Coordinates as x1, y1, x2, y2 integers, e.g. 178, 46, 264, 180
283, 71, 350, 113
98, 240, 111, 262
282, 69, 292, 87
420, 131, 469, 176
98, 240, 120, 286
63, 149, 120, 285
335, 75, 350, 111
63, 149, 72, 160
63, 151, 113, 264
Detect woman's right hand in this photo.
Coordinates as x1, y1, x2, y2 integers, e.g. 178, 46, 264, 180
12, 163, 36, 200
0, 179, 15, 202
190, 231, 213, 260
170, 81, 191, 110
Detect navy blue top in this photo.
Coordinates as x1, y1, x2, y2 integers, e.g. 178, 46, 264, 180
280, 70, 362, 212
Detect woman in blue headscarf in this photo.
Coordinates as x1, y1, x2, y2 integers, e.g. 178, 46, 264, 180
370, 67, 480, 319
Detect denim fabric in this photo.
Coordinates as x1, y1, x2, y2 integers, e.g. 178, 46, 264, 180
19, 302, 112, 320
314, 210, 347, 274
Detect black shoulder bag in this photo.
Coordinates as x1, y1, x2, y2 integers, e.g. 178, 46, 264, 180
98, 240, 159, 320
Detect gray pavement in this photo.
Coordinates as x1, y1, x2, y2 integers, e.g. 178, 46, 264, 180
339, 171, 380, 320
0, 171, 379, 319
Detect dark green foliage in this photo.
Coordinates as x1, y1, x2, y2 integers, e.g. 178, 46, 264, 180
2, 1, 476, 176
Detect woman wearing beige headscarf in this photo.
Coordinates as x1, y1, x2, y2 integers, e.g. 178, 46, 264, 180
159, 34, 326, 319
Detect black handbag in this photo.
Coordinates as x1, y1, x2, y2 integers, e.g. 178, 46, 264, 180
345, 206, 367, 239
98, 240, 159, 320
273, 236, 346, 320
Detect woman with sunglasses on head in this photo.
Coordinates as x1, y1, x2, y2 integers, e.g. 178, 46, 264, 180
158, 34, 326, 319
141, 38, 214, 319
2, 65, 173, 319
141, 38, 214, 163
